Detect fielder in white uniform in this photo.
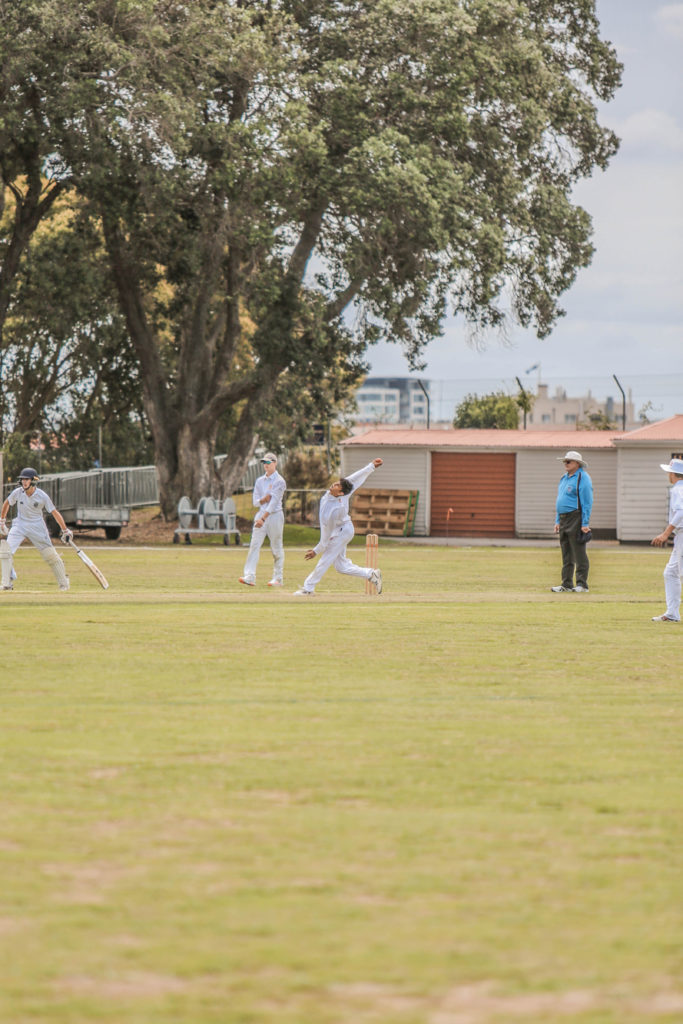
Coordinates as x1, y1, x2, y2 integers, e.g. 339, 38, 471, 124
294, 458, 383, 595
239, 452, 286, 587
650, 457, 683, 623
1, 467, 73, 592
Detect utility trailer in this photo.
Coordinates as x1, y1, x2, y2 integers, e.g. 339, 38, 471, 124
46, 504, 130, 541
30, 468, 159, 540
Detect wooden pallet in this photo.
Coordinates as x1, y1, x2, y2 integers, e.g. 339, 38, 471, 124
351, 489, 419, 536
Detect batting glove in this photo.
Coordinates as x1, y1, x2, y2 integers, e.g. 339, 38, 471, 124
0, 517, 7, 538
60, 529, 74, 545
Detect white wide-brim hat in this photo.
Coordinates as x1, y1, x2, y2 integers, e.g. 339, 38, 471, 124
660, 458, 683, 474
557, 450, 586, 467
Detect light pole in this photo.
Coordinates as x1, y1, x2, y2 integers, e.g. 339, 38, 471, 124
515, 376, 530, 430
416, 379, 430, 429
613, 374, 626, 431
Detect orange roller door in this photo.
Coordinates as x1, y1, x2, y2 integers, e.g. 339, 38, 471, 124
431, 452, 516, 536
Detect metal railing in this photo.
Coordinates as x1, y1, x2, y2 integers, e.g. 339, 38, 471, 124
2, 453, 290, 509
216, 449, 290, 494
3, 466, 161, 507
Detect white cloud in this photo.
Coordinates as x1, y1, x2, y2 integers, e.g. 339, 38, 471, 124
368, 3, 683, 410
655, 4, 683, 40
613, 108, 683, 154
569, 160, 683, 322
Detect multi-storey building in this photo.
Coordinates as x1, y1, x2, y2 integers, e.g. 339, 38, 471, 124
355, 377, 430, 425
525, 383, 636, 430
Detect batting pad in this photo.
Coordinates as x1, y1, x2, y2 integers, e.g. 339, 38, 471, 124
0, 539, 12, 588
40, 545, 69, 588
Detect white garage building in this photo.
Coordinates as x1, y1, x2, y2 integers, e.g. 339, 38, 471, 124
339, 415, 683, 542
614, 416, 683, 541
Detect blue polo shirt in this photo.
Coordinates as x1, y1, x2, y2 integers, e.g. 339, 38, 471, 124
556, 470, 593, 526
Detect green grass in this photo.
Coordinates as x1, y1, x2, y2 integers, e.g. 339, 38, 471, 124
1, 544, 681, 1023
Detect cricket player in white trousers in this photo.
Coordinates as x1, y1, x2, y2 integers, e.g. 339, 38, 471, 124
650, 457, 683, 622
1, 467, 73, 592
294, 458, 383, 595
239, 452, 286, 587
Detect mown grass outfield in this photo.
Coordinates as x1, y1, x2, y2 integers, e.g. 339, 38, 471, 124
1, 542, 681, 1024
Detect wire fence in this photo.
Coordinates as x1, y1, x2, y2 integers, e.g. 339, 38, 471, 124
425, 373, 683, 425
284, 489, 326, 527
232, 489, 325, 528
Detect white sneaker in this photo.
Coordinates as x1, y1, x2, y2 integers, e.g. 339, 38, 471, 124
573, 585, 589, 593
1, 584, 13, 591
59, 578, 70, 592
293, 589, 314, 596
267, 580, 283, 587
238, 577, 255, 586
370, 569, 383, 594
551, 585, 571, 592
652, 614, 679, 622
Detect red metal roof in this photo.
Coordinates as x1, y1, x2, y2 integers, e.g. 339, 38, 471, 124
341, 428, 625, 450
342, 415, 683, 449
612, 414, 683, 443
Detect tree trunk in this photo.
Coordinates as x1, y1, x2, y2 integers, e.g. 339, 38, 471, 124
153, 454, 177, 520
176, 423, 218, 503
217, 424, 260, 499
214, 375, 282, 498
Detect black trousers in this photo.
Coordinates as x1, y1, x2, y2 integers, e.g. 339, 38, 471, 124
558, 509, 589, 588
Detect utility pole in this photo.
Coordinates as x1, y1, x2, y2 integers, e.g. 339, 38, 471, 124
416, 379, 430, 429
516, 377, 530, 430
613, 374, 626, 431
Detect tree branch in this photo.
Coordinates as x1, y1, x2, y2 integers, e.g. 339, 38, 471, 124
210, 240, 242, 392
325, 275, 364, 321
286, 199, 328, 285
178, 206, 231, 415
100, 210, 176, 469
192, 364, 277, 437
0, 178, 67, 332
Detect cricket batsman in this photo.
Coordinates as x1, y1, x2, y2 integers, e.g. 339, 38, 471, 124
1, 468, 73, 592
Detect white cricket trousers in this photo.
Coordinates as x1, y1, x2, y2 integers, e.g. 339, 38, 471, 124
6, 520, 54, 553
303, 521, 373, 592
2, 521, 68, 589
663, 531, 682, 621
242, 510, 285, 583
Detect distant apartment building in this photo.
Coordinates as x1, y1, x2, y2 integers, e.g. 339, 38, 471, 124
526, 383, 636, 431
355, 377, 430, 424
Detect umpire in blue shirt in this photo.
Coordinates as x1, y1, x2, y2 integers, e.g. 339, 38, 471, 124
551, 450, 593, 593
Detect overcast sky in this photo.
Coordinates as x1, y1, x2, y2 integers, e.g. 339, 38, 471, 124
367, 0, 683, 421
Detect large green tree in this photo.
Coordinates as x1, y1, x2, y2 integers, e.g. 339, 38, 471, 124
1, 0, 621, 515
453, 390, 523, 429
0, 0, 73, 339
0, 194, 152, 475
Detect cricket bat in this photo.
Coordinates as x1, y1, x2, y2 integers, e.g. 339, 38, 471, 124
66, 537, 109, 590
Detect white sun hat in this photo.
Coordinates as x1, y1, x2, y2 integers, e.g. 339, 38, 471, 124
660, 457, 683, 474
557, 450, 586, 467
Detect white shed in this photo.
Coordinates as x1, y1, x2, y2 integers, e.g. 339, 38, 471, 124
614, 415, 683, 541
340, 428, 622, 539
